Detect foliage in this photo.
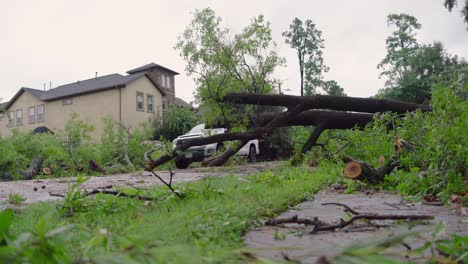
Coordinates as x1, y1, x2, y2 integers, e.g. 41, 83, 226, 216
378, 13, 421, 89
283, 18, 328, 96
377, 14, 467, 103
175, 8, 284, 129
444, 0, 468, 29
322, 80, 347, 96
152, 105, 198, 141
386, 81, 467, 198
0, 208, 71, 263
60, 175, 91, 216
6, 193, 26, 206
0, 114, 153, 180
330, 224, 468, 263
4, 163, 339, 262
100, 117, 153, 169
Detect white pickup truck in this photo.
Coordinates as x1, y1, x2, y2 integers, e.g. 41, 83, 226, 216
172, 124, 260, 169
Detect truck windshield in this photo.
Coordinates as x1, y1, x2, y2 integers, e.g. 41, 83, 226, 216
187, 124, 205, 134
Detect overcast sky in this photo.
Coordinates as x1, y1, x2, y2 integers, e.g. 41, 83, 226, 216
1, 0, 467, 103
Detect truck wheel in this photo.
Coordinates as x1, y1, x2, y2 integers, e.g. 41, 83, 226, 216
175, 158, 190, 169
248, 145, 257, 163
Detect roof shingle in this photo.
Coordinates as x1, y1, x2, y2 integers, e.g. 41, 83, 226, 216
127, 62, 179, 75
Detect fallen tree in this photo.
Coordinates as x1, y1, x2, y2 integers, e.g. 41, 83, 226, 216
147, 93, 429, 170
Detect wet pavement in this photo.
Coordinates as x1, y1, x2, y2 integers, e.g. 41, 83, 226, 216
245, 190, 467, 263
0, 162, 277, 208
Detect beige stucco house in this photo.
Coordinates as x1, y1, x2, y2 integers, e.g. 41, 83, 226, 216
0, 63, 180, 139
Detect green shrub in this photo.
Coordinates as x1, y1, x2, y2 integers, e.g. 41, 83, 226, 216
152, 105, 198, 141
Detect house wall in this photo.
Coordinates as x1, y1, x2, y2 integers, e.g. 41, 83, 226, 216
121, 76, 163, 129
0, 91, 43, 137
45, 89, 120, 140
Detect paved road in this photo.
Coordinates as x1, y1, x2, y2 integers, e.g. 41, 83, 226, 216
0, 162, 277, 208
245, 189, 467, 263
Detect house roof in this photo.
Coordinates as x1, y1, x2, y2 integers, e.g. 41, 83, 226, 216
0, 102, 7, 112
174, 97, 192, 109
127, 62, 179, 75
40, 72, 154, 101
4, 72, 165, 110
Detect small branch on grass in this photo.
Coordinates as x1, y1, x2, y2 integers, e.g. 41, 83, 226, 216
331, 141, 351, 155
265, 203, 434, 233
49, 185, 160, 201
142, 163, 183, 199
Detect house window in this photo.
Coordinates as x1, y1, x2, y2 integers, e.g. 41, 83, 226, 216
62, 98, 73, 105
16, 109, 23, 126
8, 111, 14, 127
136, 91, 144, 111
160, 74, 165, 87
147, 94, 154, 113
37, 104, 44, 122
28, 106, 36, 123
167, 75, 171, 88
162, 99, 166, 110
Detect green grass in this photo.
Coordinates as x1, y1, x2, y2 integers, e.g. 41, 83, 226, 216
6, 193, 26, 206
4, 163, 340, 263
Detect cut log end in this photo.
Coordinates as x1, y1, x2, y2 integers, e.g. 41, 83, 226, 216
343, 161, 362, 179
42, 167, 52, 175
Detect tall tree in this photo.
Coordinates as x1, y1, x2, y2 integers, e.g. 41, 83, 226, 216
377, 42, 467, 102
444, 0, 468, 29
378, 14, 421, 90
283, 18, 328, 96
175, 8, 284, 129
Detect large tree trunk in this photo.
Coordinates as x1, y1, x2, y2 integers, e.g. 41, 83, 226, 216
256, 110, 375, 129
301, 122, 327, 154
207, 139, 249, 166
223, 93, 431, 113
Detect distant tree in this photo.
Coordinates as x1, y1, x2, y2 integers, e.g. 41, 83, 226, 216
283, 18, 329, 96
175, 8, 284, 129
444, 0, 468, 29
322, 80, 346, 96
377, 40, 467, 102
378, 14, 421, 90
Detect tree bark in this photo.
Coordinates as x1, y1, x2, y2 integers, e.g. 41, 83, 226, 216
20, 156, 44, 180
207, 139, 249, 166
343, 157, 399, 184
223, 93, 431, 113
256, 110, 375, 129
301, 122, 327, 154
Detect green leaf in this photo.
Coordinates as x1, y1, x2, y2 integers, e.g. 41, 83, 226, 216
0, 209, 14, 240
